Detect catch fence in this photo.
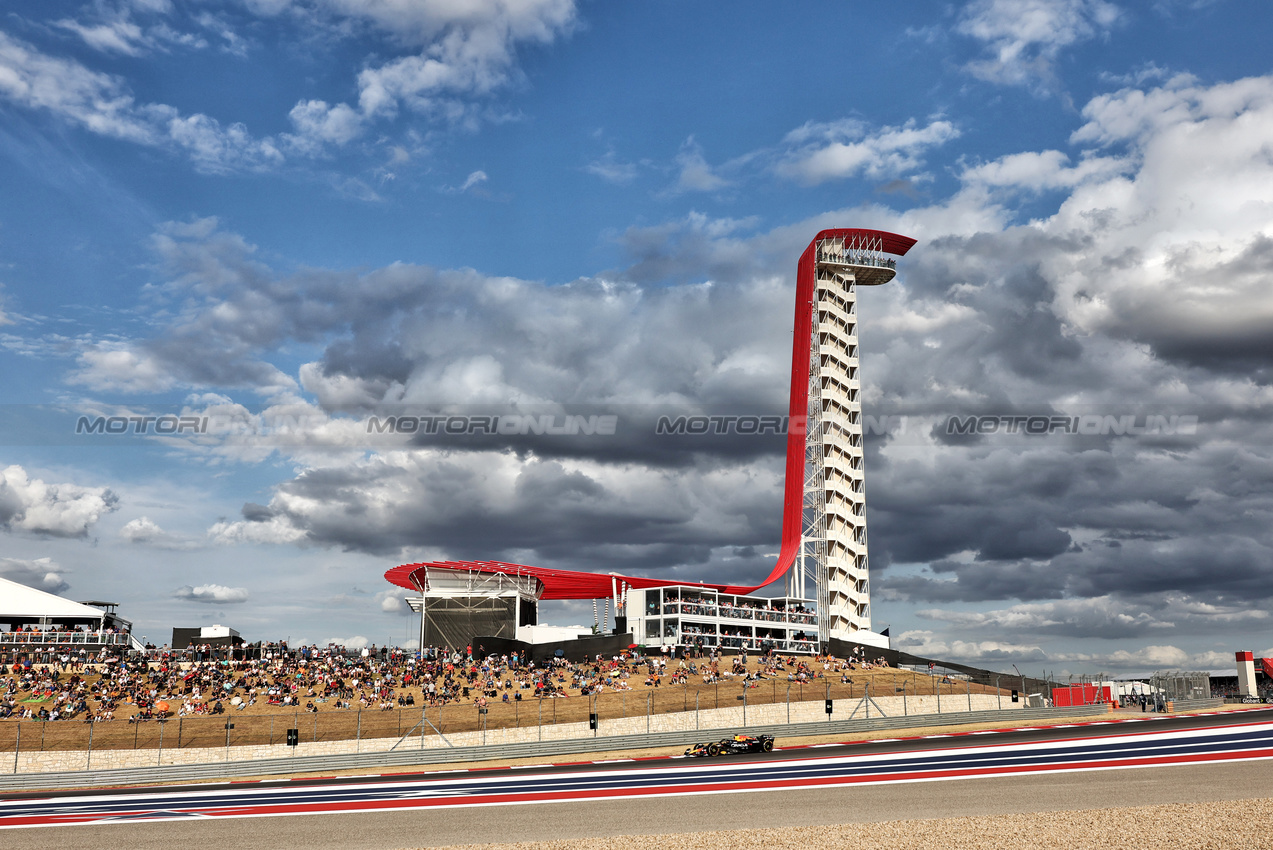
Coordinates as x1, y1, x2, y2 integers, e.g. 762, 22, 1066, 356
0, 670, 1006, 761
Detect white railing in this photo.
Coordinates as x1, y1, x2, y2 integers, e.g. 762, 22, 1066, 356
0, 631, 130, 646
816, 247, 896, 271
661, 604, 816, 626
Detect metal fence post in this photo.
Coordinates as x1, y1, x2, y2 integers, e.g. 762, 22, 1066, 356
967, 680, 971, 711
12, 724, 18, 774
157, 720, 164, 767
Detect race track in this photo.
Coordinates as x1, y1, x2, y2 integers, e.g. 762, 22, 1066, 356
3, 709, 1270, 848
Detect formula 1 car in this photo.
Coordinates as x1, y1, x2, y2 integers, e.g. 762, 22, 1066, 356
683, 734, 775, 757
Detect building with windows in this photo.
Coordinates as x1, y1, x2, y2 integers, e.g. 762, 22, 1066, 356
385, 229, 914, 656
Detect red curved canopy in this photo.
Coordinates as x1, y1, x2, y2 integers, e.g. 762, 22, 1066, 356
385, 561, 776, 600
386, 228, 916, 601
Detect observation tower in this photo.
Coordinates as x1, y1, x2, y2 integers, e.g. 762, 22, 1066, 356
780, 229, 916, 645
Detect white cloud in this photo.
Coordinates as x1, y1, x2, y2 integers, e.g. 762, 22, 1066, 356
0, 32, 281, 173
960, 149, 1128, 191
208, 515, 308, 546
54, 1, 207, 57
120, 516, 164, 543
584, 151, 638, 184
1054, 644, 1193, 670
894, 629, 1049, 664
55, 18, 149, 57
287, 99, 365, 153
279, 0, 579, 150
0, 465, 118, 538
669, 137, 728, 194
120, 516, 202, 550
957, 0, 1123, 91
0, 30, 158, 145
71, 343, 180, 393
377, 587, 414, 614
919, 597, 1175, 638
459, 169, 488, 192
1047, 75, 1273, 360
172, 583, 250, 604
775, 118, 959, 185
0, 556, 71, 594
323, 634, 369, 650
166, 113, 283, 173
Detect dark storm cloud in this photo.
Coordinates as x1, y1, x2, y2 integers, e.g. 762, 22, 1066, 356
1096, 235, 1273, 381
122, 219, 801, 418
867, 446, 1112, 568
188, 200, 1273, 623
240, 502, 274, 522
236, 449, 784, 578
881, 559, 1069, 603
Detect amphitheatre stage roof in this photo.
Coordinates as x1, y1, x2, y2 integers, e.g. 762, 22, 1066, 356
386, 560, 789, 601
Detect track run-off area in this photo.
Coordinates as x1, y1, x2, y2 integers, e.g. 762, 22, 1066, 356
1, 708, 1270, 833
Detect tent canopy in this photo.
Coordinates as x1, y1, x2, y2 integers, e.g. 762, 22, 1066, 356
0, 576, 111, 624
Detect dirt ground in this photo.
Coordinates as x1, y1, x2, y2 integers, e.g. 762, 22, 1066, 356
420, 798, 1273, 850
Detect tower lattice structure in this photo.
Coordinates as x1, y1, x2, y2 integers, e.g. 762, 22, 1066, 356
783, 230, 911, 644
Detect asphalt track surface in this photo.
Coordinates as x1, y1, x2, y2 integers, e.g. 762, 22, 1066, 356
3, 708, 1271, 848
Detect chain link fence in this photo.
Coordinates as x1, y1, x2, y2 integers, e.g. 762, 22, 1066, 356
1150, 671, 1211, 702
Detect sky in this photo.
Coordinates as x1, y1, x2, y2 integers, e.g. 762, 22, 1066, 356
1, 0, 1271, 678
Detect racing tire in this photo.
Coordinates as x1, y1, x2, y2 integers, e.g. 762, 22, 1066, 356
761, 739, 773, 753
707, 742, 721, 756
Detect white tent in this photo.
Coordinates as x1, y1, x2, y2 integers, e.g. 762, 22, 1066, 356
0, 575, 110, 627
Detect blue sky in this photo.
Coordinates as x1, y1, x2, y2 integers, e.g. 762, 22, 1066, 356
2, 0, 1272, 676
